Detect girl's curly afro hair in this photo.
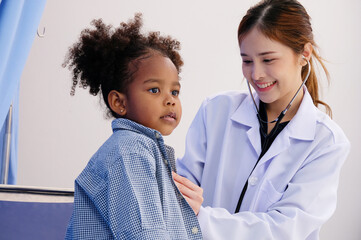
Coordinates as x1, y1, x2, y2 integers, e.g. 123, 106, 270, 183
63, 13, 183, 118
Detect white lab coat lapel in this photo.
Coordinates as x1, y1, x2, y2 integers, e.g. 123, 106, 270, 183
231, 88, 317, 166
258, 88, 317, 166
231, 93, 262, 156
285, 88, 316, 141
258, 128, 291, 166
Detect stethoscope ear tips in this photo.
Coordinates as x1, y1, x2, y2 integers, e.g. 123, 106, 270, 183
301, 55, 310, 66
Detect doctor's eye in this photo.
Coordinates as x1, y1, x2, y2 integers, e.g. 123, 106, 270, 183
263, 59, 275, 64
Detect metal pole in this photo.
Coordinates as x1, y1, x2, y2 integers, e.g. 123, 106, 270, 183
2, 104, 13, 184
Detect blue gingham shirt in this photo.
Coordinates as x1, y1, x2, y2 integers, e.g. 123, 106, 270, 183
65, 118, 202, 239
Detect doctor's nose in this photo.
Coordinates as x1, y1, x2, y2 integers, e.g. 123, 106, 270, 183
251, 63, 265, 81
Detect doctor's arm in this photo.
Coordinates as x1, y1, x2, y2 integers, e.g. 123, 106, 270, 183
176, 100, 208, 186
176, 99, 351, 239
177, 138, 350, 240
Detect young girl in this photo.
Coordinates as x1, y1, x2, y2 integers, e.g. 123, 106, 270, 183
63, 14, 202, 239
174, 0, 350, 239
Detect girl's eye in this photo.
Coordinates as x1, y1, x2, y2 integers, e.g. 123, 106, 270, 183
171, 90, 179, 96
242, 60, 253, 64
148, 88, 159, 94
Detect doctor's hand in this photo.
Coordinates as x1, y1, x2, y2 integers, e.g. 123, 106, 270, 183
172, 172, 204, 215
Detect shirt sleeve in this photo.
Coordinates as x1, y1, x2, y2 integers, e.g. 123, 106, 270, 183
65, 182, 114, 240
68, 148, 171, 239
197, 141, 350, 240
106, 151, 171, 239
177, 99, 208, 185
177, 98, 351, 239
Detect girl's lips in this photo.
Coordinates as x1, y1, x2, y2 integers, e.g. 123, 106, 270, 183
161, 112, 177, 121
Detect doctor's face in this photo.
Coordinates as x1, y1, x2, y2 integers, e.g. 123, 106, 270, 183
239, 28, 304, 108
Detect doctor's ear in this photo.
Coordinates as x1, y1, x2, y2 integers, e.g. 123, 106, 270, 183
108, 90, 127, 116
301, 42, 313, 66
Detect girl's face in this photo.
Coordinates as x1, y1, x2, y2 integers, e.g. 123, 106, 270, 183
239, 28, 304, 109
124, 54, 181, 136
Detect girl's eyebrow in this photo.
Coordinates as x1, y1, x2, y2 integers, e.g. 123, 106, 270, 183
143, 79, 161, 84
143, 78, 181, 87
241, 51, 277, 57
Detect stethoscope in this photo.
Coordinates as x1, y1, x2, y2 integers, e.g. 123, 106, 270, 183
235, 57, 311, 214
246, 56, 311, 134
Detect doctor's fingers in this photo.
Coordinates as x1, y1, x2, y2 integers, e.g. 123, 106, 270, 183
173, 179, 204, 201
172, 172, 204, 201
182, 194, 202, 215
172, 174, 203, 215
172, 172, 203, 193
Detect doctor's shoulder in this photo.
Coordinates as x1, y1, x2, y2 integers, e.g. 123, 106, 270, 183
314, 108, 350, 146
201, 90, 249, 115
305, 108, 351, 167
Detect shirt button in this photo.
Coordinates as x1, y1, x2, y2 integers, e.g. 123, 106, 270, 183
163, 159, 168, 165
248, 176, 258, 186
155, 132, 161, 139
191, 226, 199, 234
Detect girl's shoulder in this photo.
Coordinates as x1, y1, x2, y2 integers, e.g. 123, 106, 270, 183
108, 129, 160, 157
78, 129, 160, 184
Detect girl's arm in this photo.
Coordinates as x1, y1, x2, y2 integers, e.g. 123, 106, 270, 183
70, 151, 172, 240
105, 152, 171, 239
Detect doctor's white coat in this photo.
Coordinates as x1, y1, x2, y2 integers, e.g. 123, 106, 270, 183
177, 89, 350, 240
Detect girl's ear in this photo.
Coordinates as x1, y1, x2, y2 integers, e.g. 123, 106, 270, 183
301, 42, 313, 65
108, 90, 127, 116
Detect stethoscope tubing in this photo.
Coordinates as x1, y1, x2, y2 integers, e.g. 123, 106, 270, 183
247, 58, 311, 125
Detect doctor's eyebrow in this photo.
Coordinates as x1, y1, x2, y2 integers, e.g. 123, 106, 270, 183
241, 51, 277, 57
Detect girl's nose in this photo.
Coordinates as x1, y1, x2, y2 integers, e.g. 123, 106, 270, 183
164, 94, 176, 106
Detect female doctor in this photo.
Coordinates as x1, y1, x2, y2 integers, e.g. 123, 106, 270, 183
173, 0, 350, 239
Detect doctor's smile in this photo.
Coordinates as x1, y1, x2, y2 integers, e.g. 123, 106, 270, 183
254, 80, 277, 91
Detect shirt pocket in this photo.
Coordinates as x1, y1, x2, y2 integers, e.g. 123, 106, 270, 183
254, 180, 284, 212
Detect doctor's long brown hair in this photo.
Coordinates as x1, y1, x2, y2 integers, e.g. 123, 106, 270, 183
238, 0, 332, 117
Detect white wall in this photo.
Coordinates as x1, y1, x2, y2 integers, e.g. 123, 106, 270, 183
17, 0, 361, 239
